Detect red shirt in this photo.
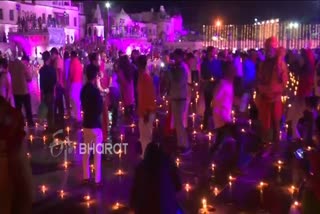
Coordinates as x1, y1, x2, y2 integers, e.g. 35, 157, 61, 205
137, 72, 156, 117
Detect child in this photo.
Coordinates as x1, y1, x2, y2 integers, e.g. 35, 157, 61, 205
211, 61, 236, 153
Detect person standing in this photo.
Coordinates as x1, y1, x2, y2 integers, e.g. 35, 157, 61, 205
0, 58, 14, 107
97, 51, 110, 142
166, 49, 190, 155
50, 47, 65, 130
63, 51, 71, 117
184, 53, 194, 129
287, 49, 315, 140
39, 51, 57, 133
256, 37, 288, 155
137, 55, 157, 157
9, 56, 34, 127
69, 51, 83, 126
80, 64, 103, 185
241, 50, 258, 113
0, 96, 32, 214
118, 55, 135, 122
201, 46, 222, 131
131, 49, 140, 109
109, 60, 120, 130
211, 61, 236, 153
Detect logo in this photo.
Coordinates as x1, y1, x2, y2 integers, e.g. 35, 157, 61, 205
48, 129, 129, 163
49, 129, 75, 163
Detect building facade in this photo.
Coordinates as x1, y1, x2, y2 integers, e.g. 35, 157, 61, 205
0, 0, 85, 56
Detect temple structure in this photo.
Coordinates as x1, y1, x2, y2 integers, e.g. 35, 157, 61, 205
87, 4, 104, 41
103, 5, 203, 54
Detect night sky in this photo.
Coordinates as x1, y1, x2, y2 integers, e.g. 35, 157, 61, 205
78, 0, 320, 29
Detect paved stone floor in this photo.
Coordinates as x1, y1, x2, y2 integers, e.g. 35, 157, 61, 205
27, 107, 303, 214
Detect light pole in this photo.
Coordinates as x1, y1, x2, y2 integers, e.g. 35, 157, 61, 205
215, 19, 222, 48
105, 2, 111, 49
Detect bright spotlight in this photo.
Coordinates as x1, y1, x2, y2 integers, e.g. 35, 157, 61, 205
270, 19, 274, 24
216, 20, 221, 27
212, 36, 218, 41
105, 1, 111, 8
293, 22, 299, 29
254, 18, 258, 22
289, 22, 294, 29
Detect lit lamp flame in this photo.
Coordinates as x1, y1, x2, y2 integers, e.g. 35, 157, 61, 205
289, 185, 296, 195
276, 160, 283, 172
59, 190, 65, 199
112, 202, 124, 210
211, 163, 215, 171
90, 164, 95, 172
293, 200, 300, 208
66, 126, 70, 135
40, 185, 47, 194
185, 183, 191, 192
84, 194, 91, 201
258, 181, 268, 190
208, 132, 213, 141
176, 158, 180, 167
29, 135, 33, 143
63, 161, 69, 169
115, 169, 125, 176
213, 187, 219, 196
202, 198, 207, 210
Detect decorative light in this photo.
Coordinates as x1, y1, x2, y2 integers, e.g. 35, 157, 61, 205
40, 185, 47, 194
202, 198, 207, 210
176, 158, 180, 167
185, 183, 191, 192
105, 2, 111, 9
211, 163, 215, 171
112, 202, 124, 210
215, 20, 222, 27
59, 190, 65, 199
115, 168, 125, 176
213, 187, 219, 196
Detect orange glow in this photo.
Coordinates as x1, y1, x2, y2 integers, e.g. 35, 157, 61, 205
216, 20, 222, 27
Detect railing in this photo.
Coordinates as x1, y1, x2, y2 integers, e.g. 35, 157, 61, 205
109, 32, 148, 39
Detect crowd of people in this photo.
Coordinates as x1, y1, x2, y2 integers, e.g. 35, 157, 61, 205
0, 35, 320, 213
